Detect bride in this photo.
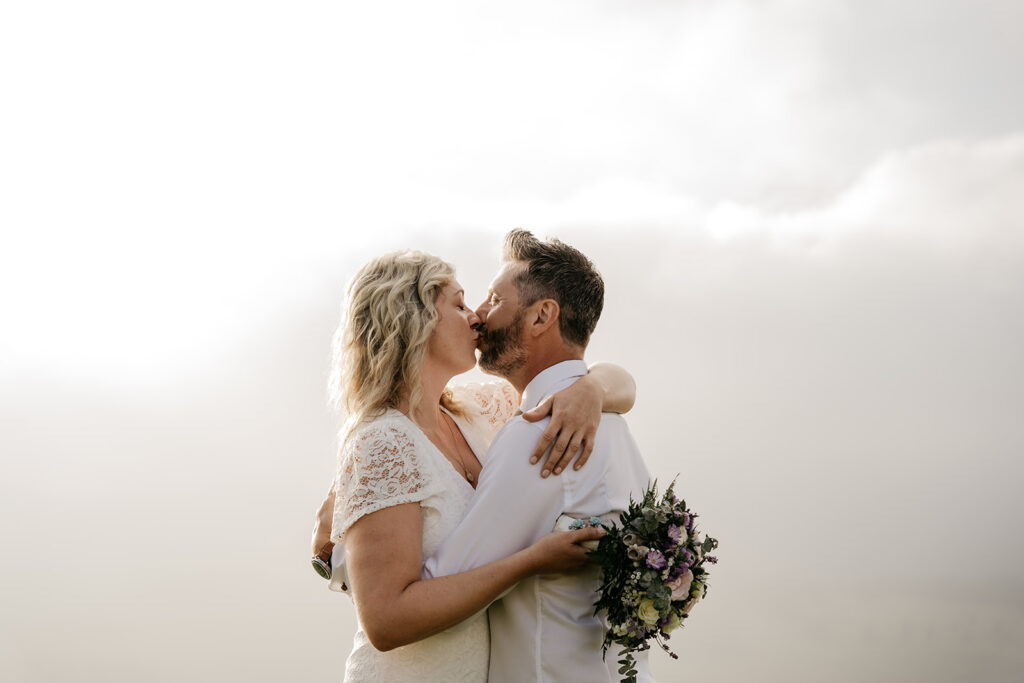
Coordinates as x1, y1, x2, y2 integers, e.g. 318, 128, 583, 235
313, 249, 634, 681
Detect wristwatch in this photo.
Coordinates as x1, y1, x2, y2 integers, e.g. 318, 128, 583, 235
311, 542, 334, 580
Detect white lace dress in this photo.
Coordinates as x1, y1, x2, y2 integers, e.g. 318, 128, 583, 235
331, 381, 519, 683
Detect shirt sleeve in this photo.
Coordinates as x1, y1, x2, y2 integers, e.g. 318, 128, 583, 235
331, 418, 441, 545
423, 418, 566, 578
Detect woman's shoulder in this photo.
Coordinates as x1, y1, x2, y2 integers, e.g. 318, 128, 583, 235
332, 410, 440, 545
346, 409, 412, 436
342, 410, 422, 459
450, 379, 518, 416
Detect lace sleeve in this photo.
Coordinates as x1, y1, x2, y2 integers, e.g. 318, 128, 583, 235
330, 418, 439, 545
450, 380, 520, 440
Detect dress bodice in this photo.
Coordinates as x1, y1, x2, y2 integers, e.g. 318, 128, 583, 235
331, 380, 518, 682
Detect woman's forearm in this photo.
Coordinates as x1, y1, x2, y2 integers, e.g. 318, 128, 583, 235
360, 548, 538, 651
352, 520, 604, 652
587, 361, 636, 413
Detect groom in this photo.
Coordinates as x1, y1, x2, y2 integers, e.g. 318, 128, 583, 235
422, 229, 654, 682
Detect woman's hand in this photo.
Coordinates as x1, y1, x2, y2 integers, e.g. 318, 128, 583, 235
522, 373, 604, 477
526, 527, 607, 574
521, 363, 636, 477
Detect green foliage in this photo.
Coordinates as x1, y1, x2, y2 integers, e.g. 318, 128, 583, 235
618, 653, 638, 683
590, 477, 720, 682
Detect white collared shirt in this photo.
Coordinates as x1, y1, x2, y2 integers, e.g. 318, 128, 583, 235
424, 360, 655, 683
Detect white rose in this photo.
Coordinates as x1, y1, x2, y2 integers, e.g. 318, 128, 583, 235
637, 598, 660, 626
668, 569, 694, 601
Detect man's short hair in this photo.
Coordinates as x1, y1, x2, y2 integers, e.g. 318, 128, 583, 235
502, 229, 604, 348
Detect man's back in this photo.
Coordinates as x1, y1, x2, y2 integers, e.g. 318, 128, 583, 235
487, 412, 653, 682
425, 362, 654, 682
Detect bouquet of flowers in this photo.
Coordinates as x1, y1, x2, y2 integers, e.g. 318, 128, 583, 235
582, 479, 718, 683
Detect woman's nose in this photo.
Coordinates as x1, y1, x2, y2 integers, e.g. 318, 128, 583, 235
468, 309, 481, 328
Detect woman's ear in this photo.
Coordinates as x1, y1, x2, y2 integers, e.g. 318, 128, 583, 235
529, 299, 560, 338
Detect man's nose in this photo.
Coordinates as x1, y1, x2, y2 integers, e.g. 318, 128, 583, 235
474, 302, 489, 322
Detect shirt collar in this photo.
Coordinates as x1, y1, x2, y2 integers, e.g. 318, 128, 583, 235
519, 360, 589, 412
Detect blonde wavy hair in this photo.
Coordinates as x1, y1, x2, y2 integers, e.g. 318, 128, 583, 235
329, 250, 461, 440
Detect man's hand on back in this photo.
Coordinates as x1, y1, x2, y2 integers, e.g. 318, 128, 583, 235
311, 484, 335, 556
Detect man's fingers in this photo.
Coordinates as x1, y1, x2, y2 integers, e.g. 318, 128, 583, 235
311, 511, 333, 555
311, 484, 337, 554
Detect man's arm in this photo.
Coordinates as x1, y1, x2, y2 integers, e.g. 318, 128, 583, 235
311, 484, 335, 556
424, 419, 568, 579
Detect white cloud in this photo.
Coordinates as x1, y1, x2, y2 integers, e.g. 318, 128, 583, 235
696, 134, 1024, 249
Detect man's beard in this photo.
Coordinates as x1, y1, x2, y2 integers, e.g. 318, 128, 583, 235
477, 310, 527, 378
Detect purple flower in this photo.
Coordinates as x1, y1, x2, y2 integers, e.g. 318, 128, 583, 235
646, 549, 667, 570
705, 555, 718, 564
668, 563, 688, 581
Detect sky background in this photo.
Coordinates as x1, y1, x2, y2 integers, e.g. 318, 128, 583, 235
2, 1, 1023, 681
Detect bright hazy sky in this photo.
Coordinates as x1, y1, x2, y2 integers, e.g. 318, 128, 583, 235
2, 2, 1022, 681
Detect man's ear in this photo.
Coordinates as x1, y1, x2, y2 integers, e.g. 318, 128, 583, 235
528, 299, 560, 338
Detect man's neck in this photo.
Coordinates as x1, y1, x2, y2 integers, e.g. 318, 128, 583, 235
506, 346, 584, 394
